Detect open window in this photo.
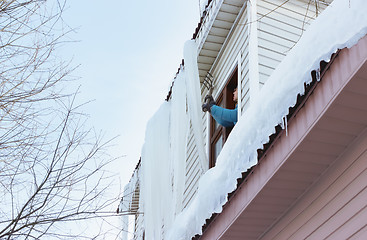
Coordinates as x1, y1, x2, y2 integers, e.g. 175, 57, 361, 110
209, 67, 238, 168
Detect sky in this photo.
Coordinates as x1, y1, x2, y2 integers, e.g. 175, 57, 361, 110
62, 0, 202, 189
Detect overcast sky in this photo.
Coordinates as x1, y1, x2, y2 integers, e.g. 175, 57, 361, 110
62, 0, 202, 189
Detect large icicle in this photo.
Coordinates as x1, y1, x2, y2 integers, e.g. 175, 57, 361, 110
138, 69, 189, 239
139, 103, 171, 240
183, 40, 208, 171
169, 69, 189, 219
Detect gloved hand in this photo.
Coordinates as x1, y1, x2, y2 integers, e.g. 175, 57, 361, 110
202, 95, 216, 112
204, 95, 215, 104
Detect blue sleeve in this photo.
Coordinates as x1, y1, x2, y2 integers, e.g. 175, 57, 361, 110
211, 105, 238, 127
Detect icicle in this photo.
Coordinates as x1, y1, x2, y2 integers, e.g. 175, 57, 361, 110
316, 68, 321, 81
140, 103, 171, 240
169, 69, 188, 221
284, 116, 288, 137
183, 40, 208, 171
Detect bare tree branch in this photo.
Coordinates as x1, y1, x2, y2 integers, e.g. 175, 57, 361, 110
0, 1, 121, 239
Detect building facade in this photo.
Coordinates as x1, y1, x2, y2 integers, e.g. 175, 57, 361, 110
117, 0, 367, 239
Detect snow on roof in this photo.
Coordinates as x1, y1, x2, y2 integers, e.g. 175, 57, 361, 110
167, 0, 367, 239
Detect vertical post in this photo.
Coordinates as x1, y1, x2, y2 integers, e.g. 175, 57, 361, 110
237, 52, 242, 118
248, 0, 260, 103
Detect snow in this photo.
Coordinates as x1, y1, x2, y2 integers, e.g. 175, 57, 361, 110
137, 43, 210, 237
139, 102, 170, 240
183, 40, 208, 172
199, 0, 209, 15
166, 0, 367, 239
138, 67, 190, 239
169, 70, 189, 216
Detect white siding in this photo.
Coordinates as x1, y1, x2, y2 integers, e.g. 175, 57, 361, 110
211, 8, 249, 101
240, 6, 250, 113
209, 4, 250, 114
257, 0, 332, 85
182, 2, 250, 211
183, 121, 204, 209
133, 203, 144, 240
182, 1, 251, 210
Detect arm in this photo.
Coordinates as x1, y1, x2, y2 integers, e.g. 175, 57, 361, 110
211, 105, 238, 127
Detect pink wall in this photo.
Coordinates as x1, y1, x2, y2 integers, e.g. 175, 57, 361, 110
261, 129, 367, 239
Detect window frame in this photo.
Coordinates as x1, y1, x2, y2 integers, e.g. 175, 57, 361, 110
209, 67, 238, 168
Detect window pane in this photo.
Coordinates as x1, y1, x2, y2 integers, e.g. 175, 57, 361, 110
213, 136, 223, 165
214, 118, 220, 132
213, 100, 225, 132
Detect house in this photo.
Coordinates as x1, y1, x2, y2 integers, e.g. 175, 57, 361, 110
120, 0, 367, 239
197, 36, 367, 239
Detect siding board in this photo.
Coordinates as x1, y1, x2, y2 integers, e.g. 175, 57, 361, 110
350, 224, 367, 240
261, 131, 367, 240
322, 192, 367, 239
221, 3, 242, 14
257, 0, 329, 85
292, 163, 367, 240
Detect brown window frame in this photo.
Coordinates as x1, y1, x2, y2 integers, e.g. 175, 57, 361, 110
209, 67, 238, 168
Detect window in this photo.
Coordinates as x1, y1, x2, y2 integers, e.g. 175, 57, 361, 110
209, 67, 238, 168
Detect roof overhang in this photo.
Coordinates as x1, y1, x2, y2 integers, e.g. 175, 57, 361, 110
198, 35, 367, 240
195, 0, 246, 83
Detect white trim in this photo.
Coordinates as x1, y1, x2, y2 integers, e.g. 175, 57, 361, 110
205, 113, 211, 163
214, 60, 239, 100
248, 0, 260, 101
237, 52, 242, 118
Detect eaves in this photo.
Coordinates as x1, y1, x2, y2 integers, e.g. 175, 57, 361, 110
194, 0, 246, 83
